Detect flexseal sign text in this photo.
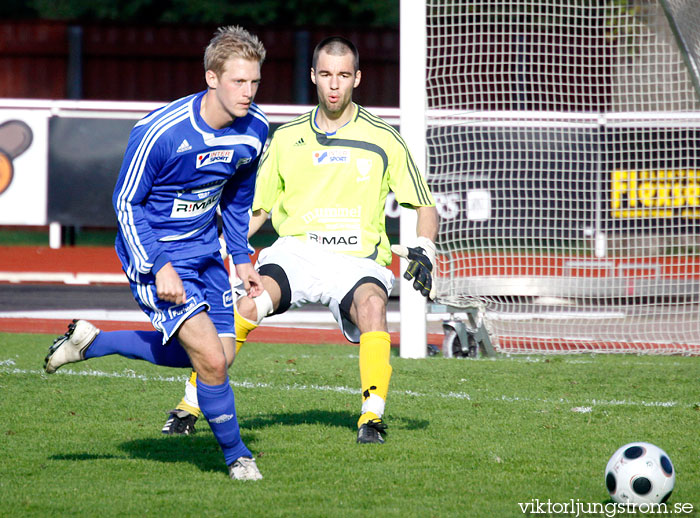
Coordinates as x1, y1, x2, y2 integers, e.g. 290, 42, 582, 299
612, 169, 700, 218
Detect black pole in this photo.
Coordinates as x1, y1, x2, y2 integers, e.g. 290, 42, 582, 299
293, 30, 311, 105
66, 25, 83, 100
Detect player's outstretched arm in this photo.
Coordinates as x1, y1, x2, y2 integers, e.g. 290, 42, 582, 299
390, 206, 439, 300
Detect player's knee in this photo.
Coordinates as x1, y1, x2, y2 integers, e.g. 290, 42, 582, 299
236, 296, 258, 322
253, 290, 274, 323
196, 352, 228, 383
236, 290, 274, 324
362, 289, 388, 313
355, 292, 388, 330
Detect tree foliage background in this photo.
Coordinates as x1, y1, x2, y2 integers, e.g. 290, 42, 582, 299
3, 0, 399, 27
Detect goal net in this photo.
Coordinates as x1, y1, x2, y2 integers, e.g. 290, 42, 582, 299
424, 0, 700, 354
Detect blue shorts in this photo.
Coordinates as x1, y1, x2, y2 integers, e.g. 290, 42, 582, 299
124, 252, 235, 344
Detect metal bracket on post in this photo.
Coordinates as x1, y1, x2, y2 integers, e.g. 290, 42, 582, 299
433, 305, 495, 358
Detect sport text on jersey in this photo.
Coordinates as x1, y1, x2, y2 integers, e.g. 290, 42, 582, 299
196, 149, 234, 168
313, 149, 350, 165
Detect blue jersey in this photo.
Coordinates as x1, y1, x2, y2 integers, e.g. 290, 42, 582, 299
113, 91, 268, 277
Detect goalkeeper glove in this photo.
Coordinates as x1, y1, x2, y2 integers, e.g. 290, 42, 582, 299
391, 236, 436, 300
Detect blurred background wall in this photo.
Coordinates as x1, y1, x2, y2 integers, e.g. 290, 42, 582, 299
0, 22, 400, 106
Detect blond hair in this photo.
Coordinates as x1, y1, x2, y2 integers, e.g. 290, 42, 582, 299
204, 26, 266, 76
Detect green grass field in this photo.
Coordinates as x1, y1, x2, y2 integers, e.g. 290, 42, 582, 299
1, 332, 699, 517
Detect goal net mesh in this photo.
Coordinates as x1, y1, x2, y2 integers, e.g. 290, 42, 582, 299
425, 0, 700, 354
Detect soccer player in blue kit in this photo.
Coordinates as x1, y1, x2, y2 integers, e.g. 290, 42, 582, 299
163, 36, 438, 445
43, 26, 267, 481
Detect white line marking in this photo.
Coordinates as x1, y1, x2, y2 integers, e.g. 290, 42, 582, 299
0, 272, 127, 284
0, 310, 150, 322
0, 364, 689, 409
0, 309, 399, 328
488, 310, 627, 321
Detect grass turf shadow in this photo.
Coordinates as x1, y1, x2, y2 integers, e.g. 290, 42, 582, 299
238, 408, 429, 432
50, 410, 428, 475
116, 433, 259, 475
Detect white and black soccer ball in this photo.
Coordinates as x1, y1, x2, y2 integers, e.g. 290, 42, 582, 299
605, 442, 675, 504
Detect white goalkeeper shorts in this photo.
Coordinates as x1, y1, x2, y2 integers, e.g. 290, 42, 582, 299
255, 236, 395, 343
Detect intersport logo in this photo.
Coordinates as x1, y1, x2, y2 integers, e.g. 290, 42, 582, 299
196, 149, 234, 168
312, 149, 350, 165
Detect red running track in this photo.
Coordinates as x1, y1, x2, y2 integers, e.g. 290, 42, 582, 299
0, 246, 443, 346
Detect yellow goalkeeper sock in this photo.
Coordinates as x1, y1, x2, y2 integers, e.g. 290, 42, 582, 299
357, 331, 392, 428
175, 370, 201, 417
235, 309, 259, 356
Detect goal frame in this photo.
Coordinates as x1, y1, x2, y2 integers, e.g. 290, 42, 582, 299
398, 0, 700, 357
399, 0, 429, 358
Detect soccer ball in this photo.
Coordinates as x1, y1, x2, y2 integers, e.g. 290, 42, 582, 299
605, 442, 675, 504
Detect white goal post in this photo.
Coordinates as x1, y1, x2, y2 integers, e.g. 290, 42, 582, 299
399, 0, 428, 358
400, 0, 700, 356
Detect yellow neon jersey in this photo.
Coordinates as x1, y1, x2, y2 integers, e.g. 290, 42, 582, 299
253, 104, 434, 266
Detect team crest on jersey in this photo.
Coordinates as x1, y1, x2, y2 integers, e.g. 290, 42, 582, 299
356, 159, 372, 181
312, 149, 350, 165
196, 150, 234, 168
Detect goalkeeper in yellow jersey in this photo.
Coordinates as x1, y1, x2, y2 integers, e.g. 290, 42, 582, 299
163, 36, 438, 444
